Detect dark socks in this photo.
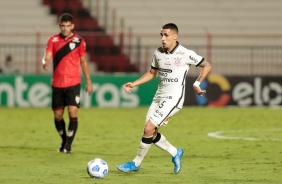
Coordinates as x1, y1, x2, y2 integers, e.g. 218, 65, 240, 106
65, 117, 78, 151
54, 119, 66, 150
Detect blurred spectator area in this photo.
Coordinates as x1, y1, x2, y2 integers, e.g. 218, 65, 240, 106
0, 0, 281, 75
42, 0, 137, 73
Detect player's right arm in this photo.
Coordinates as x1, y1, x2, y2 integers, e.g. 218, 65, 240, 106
42, 36, 54, 71
42, 52, 52, 71
123, 68, 158, 93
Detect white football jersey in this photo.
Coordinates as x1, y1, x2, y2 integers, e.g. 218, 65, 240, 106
151, 42, 204, 107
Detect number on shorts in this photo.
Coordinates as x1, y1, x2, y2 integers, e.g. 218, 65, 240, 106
159, 101, 166, 108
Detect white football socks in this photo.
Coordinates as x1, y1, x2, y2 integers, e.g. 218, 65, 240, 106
133, 141, 152, 166
154, 134, 177, 157
132, 134, 178, 167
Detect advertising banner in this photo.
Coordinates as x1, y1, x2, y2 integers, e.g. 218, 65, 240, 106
184, 74, 282, 106
1, 74, 281, 107
0, 74, 157, 107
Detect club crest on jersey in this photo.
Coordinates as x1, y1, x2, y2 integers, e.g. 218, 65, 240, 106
75, 95, 80, 104
69, 42, 75, 50
174, 57, 182, 66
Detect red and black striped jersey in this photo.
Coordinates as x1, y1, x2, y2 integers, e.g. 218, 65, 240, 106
46, 33, 86, 88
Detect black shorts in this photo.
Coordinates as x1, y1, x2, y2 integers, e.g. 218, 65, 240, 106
52, 83, 81, 110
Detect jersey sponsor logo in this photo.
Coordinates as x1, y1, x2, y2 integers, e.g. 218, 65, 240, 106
72, 37, 81, 43
164, 57, 171, 65
155, 109, 164, 117
160, 77, 179, 83
159, 68, 172, 73
175, 50, 185, 54
159, 69, 178, 83
69, 42, 75, 50
52, 37, 59, 42
189, 55, 198, 63
165, 60, 171, 65
159, 71, 168, 77
155, 95, 173, 99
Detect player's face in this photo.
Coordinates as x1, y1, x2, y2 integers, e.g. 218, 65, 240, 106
160, 29, 178, 52
59, 21, 74, 37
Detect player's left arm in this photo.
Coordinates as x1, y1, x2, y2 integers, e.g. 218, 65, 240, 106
193, 59, 212, 96
80, 56, 93, 95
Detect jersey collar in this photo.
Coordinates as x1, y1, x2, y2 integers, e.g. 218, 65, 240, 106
59, 33, 76, 41
169, 41, 179, 54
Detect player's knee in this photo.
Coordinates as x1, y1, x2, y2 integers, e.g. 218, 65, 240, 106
53, 108, 64, 119
143, 129, 154, 137
143, 121, 157, 137
54, 115, 63, 121
68, 106, 78, 117
54, 112, 63, 121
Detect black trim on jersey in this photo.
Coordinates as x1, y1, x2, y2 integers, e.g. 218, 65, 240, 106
170, 41, 180, 54
177, 70, 188, 106
158, 107, 177, 127
196, 58, 205, 67
157, 70, 187, 126
181, 70, 188, 86
157, 47, 166, 53
53, 37, 82, 71
151, 65, 159, 70
157, 41, 180, 54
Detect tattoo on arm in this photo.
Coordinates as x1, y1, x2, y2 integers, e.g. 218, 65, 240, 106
196, 60, 212, 82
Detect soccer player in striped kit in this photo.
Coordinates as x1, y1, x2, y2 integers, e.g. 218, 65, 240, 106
42, 13, 93, 153
117, 23, 212, 173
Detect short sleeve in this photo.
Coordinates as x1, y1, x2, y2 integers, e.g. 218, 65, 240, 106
78, 39, 86, 57
46, 36, 53, 53
151, 51, 159, 69
186, 50, 204, 67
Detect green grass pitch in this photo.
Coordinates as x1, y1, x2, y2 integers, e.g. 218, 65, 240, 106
0, 107, 281, 184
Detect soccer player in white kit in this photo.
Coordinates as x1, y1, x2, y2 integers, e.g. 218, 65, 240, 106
117, 23, 212, 174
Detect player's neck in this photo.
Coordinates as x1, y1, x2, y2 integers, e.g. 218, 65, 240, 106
60, 32, 74, 40
65, 33, 74, 40
167, 41, 178, 53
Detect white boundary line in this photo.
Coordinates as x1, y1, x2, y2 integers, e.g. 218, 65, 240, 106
208, 129, 282, 141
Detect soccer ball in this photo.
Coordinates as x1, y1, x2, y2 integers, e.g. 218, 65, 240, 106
87, 158, 108, 179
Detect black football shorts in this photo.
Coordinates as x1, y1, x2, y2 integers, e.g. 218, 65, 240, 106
52, 83, 81, 110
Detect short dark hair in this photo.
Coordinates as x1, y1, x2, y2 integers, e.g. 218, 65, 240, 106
162, 23, 178, 33
59, 13, 73, 23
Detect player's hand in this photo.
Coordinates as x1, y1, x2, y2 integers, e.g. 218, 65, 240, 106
123, 82, 134, 93
85, 82, 93, 96
43, 63, 50, 71
193, 85, 206, 97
